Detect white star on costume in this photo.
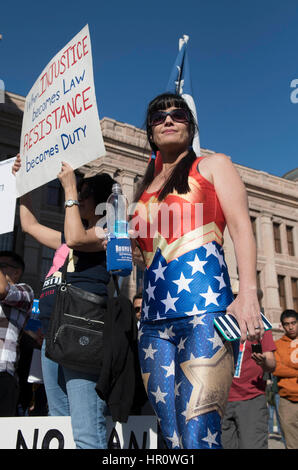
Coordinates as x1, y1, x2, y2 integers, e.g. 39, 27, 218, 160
182, 402, 199, 422
214, 273, 226, 289
217, 251, 226, 268
181, 402, 188, 420
189, 315, 206, 328
166, 430, 180, 448
151, 386, 168, 404
152, 262, 167, 281
172, 272, 193, 293
143, 303, 149, 320
161, 291, 179, 313
185, 304, 207, 316
208, 331, 224, 350
181, 401, 199, 421
158, 325, 175, 339
200, 286, 221, 306
201, 428, 219, 448
146, 281, 156, 301
138, 327, 144, 341
174, 381, 182, 397
161, 360, 175, 377
143, 343, 158, 360
177, 337, 187, 353
204, 243, 218, 258
187, 254, 208, 275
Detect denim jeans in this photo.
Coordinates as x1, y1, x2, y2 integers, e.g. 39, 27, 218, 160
268, 393, 283, 435
41, 342, 107, 449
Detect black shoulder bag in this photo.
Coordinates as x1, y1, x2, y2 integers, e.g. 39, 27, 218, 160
45, 254, 108, 375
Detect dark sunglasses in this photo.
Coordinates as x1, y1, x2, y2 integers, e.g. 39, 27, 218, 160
134, 306, 141, 313
149, 108, 189, 127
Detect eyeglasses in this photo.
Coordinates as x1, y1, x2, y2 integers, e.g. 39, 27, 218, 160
134, 306, 141, 313
149, 108, 189, 127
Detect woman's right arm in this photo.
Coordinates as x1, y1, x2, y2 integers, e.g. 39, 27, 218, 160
20, 194, 61, 250
13, 154, 61, 250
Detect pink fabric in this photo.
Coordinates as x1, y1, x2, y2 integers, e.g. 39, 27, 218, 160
46, 243, 69, 278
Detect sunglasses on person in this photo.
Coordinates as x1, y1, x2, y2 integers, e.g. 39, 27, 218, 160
149, 108, 189, 127
134, 306, 141, 313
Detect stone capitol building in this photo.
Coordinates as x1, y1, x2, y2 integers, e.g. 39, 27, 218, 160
0, 91, 297, 336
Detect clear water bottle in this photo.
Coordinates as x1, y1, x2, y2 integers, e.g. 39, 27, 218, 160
106, 183, 132, 276
106, 183, 128, 238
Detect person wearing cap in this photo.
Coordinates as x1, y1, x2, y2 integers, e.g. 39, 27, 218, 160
221, 286, 276, 449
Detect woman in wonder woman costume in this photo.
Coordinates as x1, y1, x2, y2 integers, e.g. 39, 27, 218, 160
131, 93, 264, 449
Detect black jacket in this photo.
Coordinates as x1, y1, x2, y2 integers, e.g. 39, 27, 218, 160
95, 294, 143, 423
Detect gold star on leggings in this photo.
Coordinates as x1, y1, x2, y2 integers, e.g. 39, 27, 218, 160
180, 342, 234, 422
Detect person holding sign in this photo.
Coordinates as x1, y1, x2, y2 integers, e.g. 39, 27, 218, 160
132, 93, 263, 449
13, 154, 114, 449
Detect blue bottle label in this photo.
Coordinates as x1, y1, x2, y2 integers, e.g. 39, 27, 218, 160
107, 237, 132, 276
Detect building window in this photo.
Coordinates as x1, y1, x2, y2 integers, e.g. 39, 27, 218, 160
277, 275, 286, 311
0, 232, 14, 251
286, 226, 295, 256
291, 278, 298, 312
136, 266, 144, 292
257, 270, 262, 307
273, 223, 282, 253
46, 179, 63, 207
250, 217, 257, 243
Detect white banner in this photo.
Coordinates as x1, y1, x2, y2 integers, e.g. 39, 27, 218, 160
0, 416, 157, 449
0, 157, 16, 235
17, 24, 105, 197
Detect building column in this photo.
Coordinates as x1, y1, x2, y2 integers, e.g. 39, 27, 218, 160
259, 212, 281, 324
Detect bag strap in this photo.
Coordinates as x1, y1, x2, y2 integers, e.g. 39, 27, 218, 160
61, 251, 120, 296
112, 274, 120, 296
61, 252, 70, 283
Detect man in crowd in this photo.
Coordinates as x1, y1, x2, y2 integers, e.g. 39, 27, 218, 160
273, 309, 298, 449
133, 292, 142, 329
221, 286, 276, 449
0, 251, 34, 416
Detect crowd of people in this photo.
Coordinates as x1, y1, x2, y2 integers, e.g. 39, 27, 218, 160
0, 92, 297, 449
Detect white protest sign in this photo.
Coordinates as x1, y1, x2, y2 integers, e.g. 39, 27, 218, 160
17, 24, 105, 197
0, 416, 157, 449
0, 157, 16, 234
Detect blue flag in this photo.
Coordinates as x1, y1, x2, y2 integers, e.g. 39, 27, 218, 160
166, 35, 200, 156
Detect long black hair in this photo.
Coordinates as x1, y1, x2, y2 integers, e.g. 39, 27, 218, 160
134, 93, 198, 202
77, 173, 115, 205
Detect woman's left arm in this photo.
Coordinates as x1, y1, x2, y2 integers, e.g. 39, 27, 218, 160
204, 154, 264, 343
58, 162, 106, 252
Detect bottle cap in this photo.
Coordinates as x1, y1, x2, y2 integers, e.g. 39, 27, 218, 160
112, 183, 122, 194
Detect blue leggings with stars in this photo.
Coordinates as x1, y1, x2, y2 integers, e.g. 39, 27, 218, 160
138, 314, 238, 449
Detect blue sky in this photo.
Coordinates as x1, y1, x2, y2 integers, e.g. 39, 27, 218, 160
1, 0, 298, 177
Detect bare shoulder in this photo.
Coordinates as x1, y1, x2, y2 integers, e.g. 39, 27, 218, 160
198, 153, 234, 183
202, 153, 232, 168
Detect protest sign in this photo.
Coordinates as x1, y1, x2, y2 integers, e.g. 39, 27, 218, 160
16, 24, 105, 197
0, 416, 158, 449
0, 157, 16, 234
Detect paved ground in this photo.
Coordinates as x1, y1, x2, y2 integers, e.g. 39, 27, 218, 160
268, 433, 286, 449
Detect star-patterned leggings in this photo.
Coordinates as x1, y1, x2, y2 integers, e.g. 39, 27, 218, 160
138, 313, 238, 449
